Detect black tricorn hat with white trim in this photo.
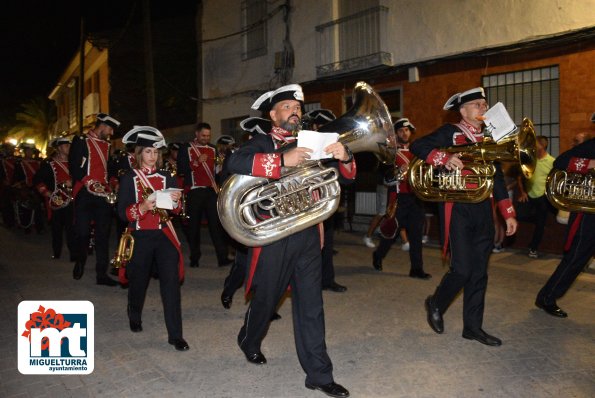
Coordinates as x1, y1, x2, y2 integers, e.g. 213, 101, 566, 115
240, 117, 271, 135
95, 113, 121, 129
50, 136, 71, 147
304, 109, 336, 126
122, 126, 166, 148
393, 117, 416, 131
251, 84, 304, 112
216, 135, 235, 146
443, 87, 486, 111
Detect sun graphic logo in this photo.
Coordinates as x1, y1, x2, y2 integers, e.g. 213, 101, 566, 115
18, 301, 94, 374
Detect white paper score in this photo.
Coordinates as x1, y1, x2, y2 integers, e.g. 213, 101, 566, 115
297, 130, 340, 160
155, 188, 183, 210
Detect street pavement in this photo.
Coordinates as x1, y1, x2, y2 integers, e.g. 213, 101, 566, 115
1, 225, 594, 398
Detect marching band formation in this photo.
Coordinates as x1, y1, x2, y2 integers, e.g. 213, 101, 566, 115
1, 82, 593, 398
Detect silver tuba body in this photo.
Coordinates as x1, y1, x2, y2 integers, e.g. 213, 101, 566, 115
218, 81, 395, 247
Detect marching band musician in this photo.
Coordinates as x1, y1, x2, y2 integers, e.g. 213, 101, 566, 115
410, 87, 517, 347
69, 113, 120, 285
117, 126, 188, 351
535, 138, 594, 318
177, 122, 232, 268
33, 137, 74, 260
0, 142, 17, 228
225, 84, 352, 398
12, 142, 43, 233
372, 118, 431, 279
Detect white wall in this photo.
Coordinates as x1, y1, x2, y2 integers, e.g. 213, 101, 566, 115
201, 0, 595, 128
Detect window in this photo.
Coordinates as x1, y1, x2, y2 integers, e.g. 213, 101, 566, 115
483, 66, 560, 156
241, 0, 267, 60
221, 115, 250, 143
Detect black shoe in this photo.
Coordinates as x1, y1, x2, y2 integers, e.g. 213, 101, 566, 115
72, 261, 85, 280
109, 267, 119, 276
372, 251, 382, 271
535, 300, 568, 318
190, 260, 199, 268
168, 338, 190, 351
221, 293, 232, 309
425, 295, 443, 334
52, 254, 60, 260
129, 320, 143, 332
305, 381, 350, 398
244, 351, 267, 365
270, 312, 281, 321
96, 276, 118, 286
462, 328, 502, 346
409, 270, 432, 280
322, 281, 347, 293
218, 258, 234, 267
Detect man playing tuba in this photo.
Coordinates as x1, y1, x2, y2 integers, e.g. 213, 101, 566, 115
411, 87, 518, 347
224, 84, 353, 398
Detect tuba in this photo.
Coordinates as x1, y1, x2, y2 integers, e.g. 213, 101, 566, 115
408, 118, 537, 203
218, 81, 395, 247
111, 229, 134, 268
545, 168, 595, 213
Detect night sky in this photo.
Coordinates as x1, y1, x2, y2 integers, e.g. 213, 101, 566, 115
0, 1, 195, 128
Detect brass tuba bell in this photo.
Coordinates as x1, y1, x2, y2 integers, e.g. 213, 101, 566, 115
217, 81, 395, 247
408, 118, 537, 203
111, 229, 134, 269
545, 168, 595, 213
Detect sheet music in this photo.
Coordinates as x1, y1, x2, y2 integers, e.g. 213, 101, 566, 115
297, 130, 339, 160
156, 188, 183, 210
483, 102, 517, 142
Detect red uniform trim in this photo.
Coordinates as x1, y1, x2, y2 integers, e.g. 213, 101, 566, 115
497, 198, 516, 220
567, 157, 590, 174
251, 153, 281, 178
245, 247, 262, 297
564, 213, 584, 251
426, 149, 448, 166
338, 159, 356, 180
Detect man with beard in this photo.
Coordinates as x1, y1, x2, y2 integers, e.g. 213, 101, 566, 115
373, 118, 431, 279
69, 113, 120, 286
225, 84, 353, 398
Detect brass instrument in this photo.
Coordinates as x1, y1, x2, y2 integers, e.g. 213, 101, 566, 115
164, 160, 177, 177
385, 166, 407, 219
111, 229, 134, 268
545, 169, 595, 213
218, 81, 395, 247
141, 186, 172, 223
105, 191, 118, 205
408, 118, 537, 203
178, 191, 190, 219
49, 182, 73, 209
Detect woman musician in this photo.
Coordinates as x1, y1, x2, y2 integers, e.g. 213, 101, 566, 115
117, 126, 189, 351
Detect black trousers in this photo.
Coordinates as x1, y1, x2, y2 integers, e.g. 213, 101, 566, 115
237, 226, 334, 385
186, 187, 228, 264
51, 204, 74, 258
72, 190, 112, 279
433, 200, 494, 332
127, 230, 182, 340
537, 212, 595, 305
321, 216, 336, 287
517, 195, 554, 251
376, 193, 425, 272
222, 245, 248, 299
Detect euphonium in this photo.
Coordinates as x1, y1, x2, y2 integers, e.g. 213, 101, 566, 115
218, 81, 395, 247
111, 229, 134, 268
545, 168, 595, 213
408, 118, 537, 203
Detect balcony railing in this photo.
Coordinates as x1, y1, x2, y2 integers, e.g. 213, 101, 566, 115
316, 6, 392, 78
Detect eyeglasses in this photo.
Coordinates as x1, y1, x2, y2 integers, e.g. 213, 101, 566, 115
463, 101, 489, 110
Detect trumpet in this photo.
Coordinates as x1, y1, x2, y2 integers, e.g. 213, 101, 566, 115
111, 229, 134, 268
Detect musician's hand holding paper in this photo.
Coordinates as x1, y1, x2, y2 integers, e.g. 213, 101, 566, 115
156, 188, 183, 210
297, 130, 339, 160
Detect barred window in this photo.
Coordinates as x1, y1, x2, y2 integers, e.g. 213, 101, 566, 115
482, 65, 560, 156
220, 115, 249, 143
241, 0, 267, 60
